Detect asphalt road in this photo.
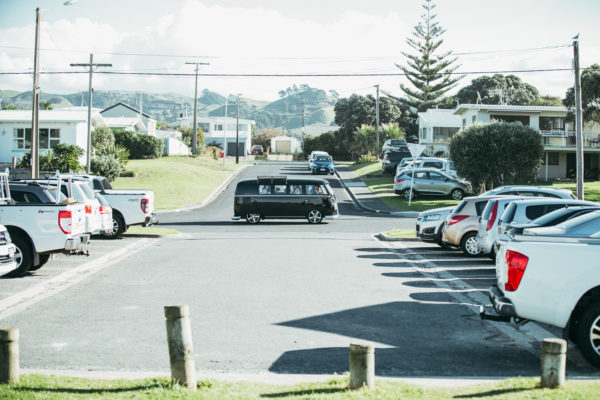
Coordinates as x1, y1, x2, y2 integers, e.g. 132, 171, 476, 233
0, 161, 598, 379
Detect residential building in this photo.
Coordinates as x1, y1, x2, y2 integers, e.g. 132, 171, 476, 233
270, 136, 301, 154
417, 109, 461, 157
175, 115, 254, 156
100, 102, 157, 136
418, 104, 600, 180
0, 109, 106, 164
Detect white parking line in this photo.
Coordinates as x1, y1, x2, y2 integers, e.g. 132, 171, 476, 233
0, 238, 159, 321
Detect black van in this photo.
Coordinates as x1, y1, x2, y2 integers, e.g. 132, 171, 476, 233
232, 176, 338, 224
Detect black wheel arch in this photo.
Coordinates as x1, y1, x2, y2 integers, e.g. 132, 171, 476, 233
5, 225, 39, 265
567, 286, 600, 343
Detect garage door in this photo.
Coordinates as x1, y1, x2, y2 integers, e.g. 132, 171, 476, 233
277, 141, 291, 153
227, 142, 245, 157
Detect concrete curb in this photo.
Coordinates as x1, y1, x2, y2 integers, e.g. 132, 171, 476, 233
157, 164, 252, 214
334, 169, 419, 217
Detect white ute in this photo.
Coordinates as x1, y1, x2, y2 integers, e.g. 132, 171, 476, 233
0, 170, 89, 276
0, 224, 17, 276
481, 234, 600, 368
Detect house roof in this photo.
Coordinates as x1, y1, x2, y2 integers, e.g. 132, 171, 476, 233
0, 109, 106, 126
418, 109, 462, 127
453, 104, 568, 115
102, 116, 146, 130
100, 102, 154, 120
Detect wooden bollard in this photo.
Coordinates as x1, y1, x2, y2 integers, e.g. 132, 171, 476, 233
0, 328, 19, 384
540, 338, 566, 388
349, 343, 374, 389
164, 305, 196, 390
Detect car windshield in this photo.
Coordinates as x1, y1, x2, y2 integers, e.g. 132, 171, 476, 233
315, 156, 331, 162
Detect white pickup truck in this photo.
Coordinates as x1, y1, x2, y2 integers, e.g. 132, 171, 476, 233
72, 175, 158, 239
0, 224, 17, 276
482, 234, 600, 368
0, 171, 89, 276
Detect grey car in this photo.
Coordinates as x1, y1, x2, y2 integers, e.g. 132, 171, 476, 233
394, 167, 471, 200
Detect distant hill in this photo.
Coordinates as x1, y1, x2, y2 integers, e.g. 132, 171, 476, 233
0, 86, 337, 130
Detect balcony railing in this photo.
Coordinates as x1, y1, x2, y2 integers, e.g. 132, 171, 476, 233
541, 130, 600, 149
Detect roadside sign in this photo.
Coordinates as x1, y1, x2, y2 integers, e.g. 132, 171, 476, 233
407, 143, 426, 158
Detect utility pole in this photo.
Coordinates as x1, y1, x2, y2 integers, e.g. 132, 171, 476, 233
375, 84, 380, 158
185, 62, 209, 156
573, 35, 584, 200
235, 94, 241, 164
70, 54, 112, 174
302, 100, 306, 158
30, 8, 41, 179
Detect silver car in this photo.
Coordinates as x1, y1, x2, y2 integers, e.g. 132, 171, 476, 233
522, 210, 600, 237
394, 167, 471, 200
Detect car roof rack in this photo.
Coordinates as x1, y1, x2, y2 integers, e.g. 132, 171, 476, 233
257, 176, 287, 185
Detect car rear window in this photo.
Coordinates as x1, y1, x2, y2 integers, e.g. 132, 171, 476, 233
501, 203, 517, 223
10, 190, 42, 204
454, 200, 467, 214
481, 200, 495, 220
475, 201, 488, 216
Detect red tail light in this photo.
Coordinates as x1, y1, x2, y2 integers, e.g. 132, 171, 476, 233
385, 156, 390, 162
505, 250, 529, 292
395, 178, 404, 183
58, 210, 72, 234
99, 205, 109, 215
141, 198, 150, 214
448, 215, 469, 225
85, 204, 92, 214
486, 200, 498, 231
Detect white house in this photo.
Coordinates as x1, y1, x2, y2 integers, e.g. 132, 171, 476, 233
100, 102, 157, 136
417, 109, 462, 157
418, 104, 600, 180
0, 109, 106, 164
270, 136, 301, 154
175, 115, 254, 156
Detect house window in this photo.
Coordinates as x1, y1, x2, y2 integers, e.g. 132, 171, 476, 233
542, 152, 559, 165
462, 118, 466, 127
14, 128, 32, 149
198, 122, 210, 132
39, 128, 60, 149
472, 115, 476, 123
539, 117, 565, 131
433, 127, 459, 141
215, 124, 223, 131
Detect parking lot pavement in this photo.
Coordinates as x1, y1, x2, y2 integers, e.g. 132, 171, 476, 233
376, 237, 600, 375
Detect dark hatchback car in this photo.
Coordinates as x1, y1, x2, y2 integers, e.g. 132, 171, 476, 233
232, 176, 338, 224
381, 150, 412, 175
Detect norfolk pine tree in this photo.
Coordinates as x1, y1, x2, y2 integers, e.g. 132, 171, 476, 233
397, 0, 463, 111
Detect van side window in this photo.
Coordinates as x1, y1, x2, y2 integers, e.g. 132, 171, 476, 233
274, 185, 287, 194
259, 185, 271, 195
290, 185, 302, 195
305, 185, 317, 195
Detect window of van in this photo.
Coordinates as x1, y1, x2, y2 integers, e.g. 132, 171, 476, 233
259, 185, 271, 195
305, 184, 326, 195
274, 185, 287, 194
290, 185, 302, 195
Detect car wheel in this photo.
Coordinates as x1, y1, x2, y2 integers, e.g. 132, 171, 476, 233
5, 234, 33, 277
29, 254, 50, 272
460, 232, 481, 257
574, 302, 600, 368
103, 214, 125, 239
435, 228, 449, 248
451, 189, 464, 201
307, 209, 323, 224
245, 212, 261, 224
403, 188, 415, 200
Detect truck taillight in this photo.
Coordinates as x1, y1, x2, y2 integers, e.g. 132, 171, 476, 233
85, 205, 92, 214
58, 210, 72, 234
448, 215, 468, 225
486, 200, 498, 231
505, 250, 529, 292
141, 198, 150, 214
99, 205, 109, 215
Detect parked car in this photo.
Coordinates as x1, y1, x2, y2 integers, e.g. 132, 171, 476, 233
0, 224, 17, 277
483, 234, 600, 367
382, 139, 408, 154
522, 209, 600, 237
441, 195, 505, 256
232, 176, 338, 224
394, 168, 471, 200
381, 150, 412, 175
474, 195, 527, 257
506, 205, 600, 235
416, 185, 577, 248
310, 154, 334, 175
307, 151, 329, 170
396, 157, 457, 178
250, 145, 264, 155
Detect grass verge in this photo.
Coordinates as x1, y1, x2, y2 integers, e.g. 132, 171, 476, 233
112, 156, 250, 211
2, 375, 599, 399
382, 229, 416, 238
553, 180, 600, 202
349, 162, 460, 212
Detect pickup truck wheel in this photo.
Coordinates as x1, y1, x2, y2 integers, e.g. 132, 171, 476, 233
575, 302, 600, 368
245, 212, 261, 224
104, 214, 125, 239
307, 209, 323, 224
29, 254, 50, 272
460, 232, 481, 257
5, 234, 33, 277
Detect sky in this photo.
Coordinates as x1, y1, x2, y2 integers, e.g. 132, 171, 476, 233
0, 0, 599, 102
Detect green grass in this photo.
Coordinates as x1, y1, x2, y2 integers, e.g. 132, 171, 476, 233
111, 156, 249, 211
349, 162, 460, 212
553, 180, 600, 202
2, 375, 599, 399
382, 229, 416, 238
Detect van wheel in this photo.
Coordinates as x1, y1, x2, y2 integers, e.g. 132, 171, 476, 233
403, 188, 415, 200
460, 232, 481, 257
29, 254, 50, 271
451, 189, 464, 200
574, 302, 600, 368
307, 210, 323, 224
245, 212, 261, 224
5, 234, 33, 277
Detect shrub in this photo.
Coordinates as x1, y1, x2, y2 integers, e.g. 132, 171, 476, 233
90, 154, 122, 181
204, 146, 222, 160
119, 170, 135, 178
356, 152, 376, 163
52, 144, 84, 172
96, 144, 129, 167
92, 126, 115, 150
114, 129, 163, 159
